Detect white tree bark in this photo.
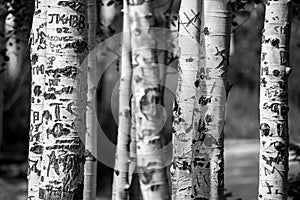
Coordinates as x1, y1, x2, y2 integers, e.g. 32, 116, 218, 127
27, 0, 47, 198
129, 1, 170, 199
171, 0, 201, 199
39, 1, 88, 199
258, 0, 291, 199
84, 0, 98, 199
112, 0, 132, 199
192, 0, 231, 199
0, 1, 4, 152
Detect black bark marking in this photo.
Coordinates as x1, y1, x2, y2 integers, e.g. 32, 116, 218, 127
50, 103, 63, 121
47, 123, 71, 138
45, 66, 78, 79
265, 182, 273, 194
194, 80, 200, 88
198, 95, 211, 106
44, 92, 57, 100
280, 51, 288, 66
32, 54, 39, 65
150, 185, 160, 192
106, 0, 115, 7
182, 10, 200, 30
28, 159, 41, 176
140, 88, 160, 120
261, 52, 267, 61
73, 39, 88, 53
186, 57, 194, 62
42, 110, 52, 122
203, 27, 210, 35
261, 78, 267, 87
34, 86, 42, 96
30, 144, 43, 155
58, 0, 85, 11
47, 151, 60, 177
270, 38, 280, 48
260, 123, 270, 136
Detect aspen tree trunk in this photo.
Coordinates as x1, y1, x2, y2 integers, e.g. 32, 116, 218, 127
112, 0, 132, 199
258, 0, 291, 199
127, 1, 179, 199
129, 1, 170, 199
192, 0, 231, 199
4, 2, 24, 84
0, 3, 4, 149
39, 1, 88, 199
27, 0, 47, 198
171, 0, 201, 199
84, 0, 97, 199
99, 0, 121, 40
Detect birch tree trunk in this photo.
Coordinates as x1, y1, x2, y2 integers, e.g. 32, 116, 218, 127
4, 1, 24, 84
129, 1, 170, 199
112, 0, 132, 199
99, 0, 121, 40
0, 1, 4, 150
171, 0, 201, 199
192, 0, 231, 199
0, 1, 5, 150
126, 1, 179, 199
27, 0, 47, 198
39, 1, 88, 199
84, 0, 97, 199
258, 0, 291, 199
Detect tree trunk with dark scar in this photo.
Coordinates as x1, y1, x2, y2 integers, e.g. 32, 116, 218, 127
192, 0, 231, 199
171, 0, 201, 199
39, 1, 88, 199
28, 0, 47, 198
258, 0, 291, 199
129, 0, 170, 199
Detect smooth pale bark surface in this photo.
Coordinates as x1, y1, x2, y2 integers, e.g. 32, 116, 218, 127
112, 0, 132, 199
39, 1, 88, 199
27, 0, 47, 199
129, 1, 170, 199
192, 0, 231, 199
84, 0, 98, 199
258, 0, 291, 199
171, 0, 200, 199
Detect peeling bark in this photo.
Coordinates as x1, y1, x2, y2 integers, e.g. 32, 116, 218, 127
129, 1, 170, 199
192, 0, 231, 199
27, 0, 47, 198
258, 0, 291, 199
39, 1, 88, 199
83, 0, 98, 199
171, 0, 201, 199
